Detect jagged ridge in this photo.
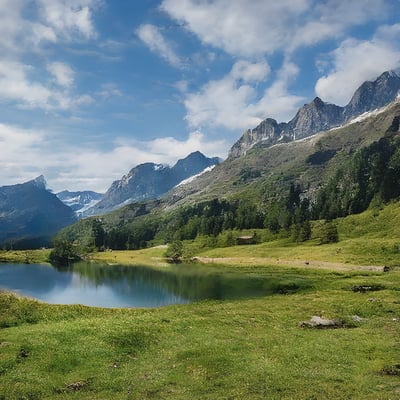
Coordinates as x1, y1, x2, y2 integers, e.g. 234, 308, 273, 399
229, 71, 400, 158
84, 151, 220, 216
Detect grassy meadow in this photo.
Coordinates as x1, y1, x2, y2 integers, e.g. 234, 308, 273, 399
1, 203, 400, 398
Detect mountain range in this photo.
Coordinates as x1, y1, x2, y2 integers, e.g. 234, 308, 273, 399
82, 151, 221, 216
1, 70, 400, 248
229, 71, 400, 158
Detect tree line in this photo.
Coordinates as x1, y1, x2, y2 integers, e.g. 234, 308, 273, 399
53, 127, 400, 258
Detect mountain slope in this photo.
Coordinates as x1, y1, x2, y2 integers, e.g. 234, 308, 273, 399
84, 151, 220, 216
168, 99, 400, 209
56, 97, 400, 252
229, 70, 400, 158
0, 176, 76, 248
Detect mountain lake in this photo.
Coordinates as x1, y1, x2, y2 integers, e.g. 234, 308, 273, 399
0, 262, 310, 308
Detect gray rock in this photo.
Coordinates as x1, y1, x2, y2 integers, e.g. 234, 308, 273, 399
299, 315, 344, 329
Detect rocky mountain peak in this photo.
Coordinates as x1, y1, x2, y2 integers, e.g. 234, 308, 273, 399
311, 96, 324, 107
229, 70, 400, 158
32, 175, 47, 189
344, 70, 400, 119
83, 151, 220, 216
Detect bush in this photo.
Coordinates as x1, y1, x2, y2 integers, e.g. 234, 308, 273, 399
49, 239, 81, 266
164, 240, 184, 263
319, 221, 339, 244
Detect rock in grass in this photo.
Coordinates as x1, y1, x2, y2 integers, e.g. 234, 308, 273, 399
381, 364, 400, 376
299, 315, 344, 329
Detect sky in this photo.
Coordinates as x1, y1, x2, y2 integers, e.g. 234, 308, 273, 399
1, 0, 400, 193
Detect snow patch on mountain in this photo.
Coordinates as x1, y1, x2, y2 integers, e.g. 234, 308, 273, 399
175, 165, 216, 187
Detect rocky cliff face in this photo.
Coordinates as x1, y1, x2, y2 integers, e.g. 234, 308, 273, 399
229, 70, 400, 158
84, 151, 220, 216
285, 97, 343, 140
229, 118, 285, 158
0, 176, 76, 248
344, 71, 400, 119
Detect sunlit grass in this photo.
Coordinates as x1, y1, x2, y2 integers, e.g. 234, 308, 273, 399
1, 266, 400, 399
0, 249, 51, 264
2, 202, 400, 398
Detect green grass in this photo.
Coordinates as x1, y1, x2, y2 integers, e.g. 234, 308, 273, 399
1, 265, 400, 399
0, 249, 51, 264
3, 203, 400, 398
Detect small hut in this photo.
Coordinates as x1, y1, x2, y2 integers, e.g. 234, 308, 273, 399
236, 234, 255, 245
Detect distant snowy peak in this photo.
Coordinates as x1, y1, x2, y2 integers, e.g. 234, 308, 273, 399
83, 151, 221, 216
56, 190, 103, 213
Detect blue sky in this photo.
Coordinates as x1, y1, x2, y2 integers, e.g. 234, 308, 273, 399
1, 0, 400, 192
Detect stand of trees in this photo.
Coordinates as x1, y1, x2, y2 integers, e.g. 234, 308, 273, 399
55, 129, 400, 254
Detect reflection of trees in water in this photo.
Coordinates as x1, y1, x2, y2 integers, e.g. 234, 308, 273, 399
68, 262, 311, 301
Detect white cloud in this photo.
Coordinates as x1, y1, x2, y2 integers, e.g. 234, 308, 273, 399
0, 1, 100, 111
59, 131, 227, 192
0, 123, 46, 184
0, 61, 52, 108
0, 60, 94, 110
47, 62, 75, 87
0, 0, 25, 52
0, 123, 228, 193
231, 60, 270, 83
315, 37, 400, 105
136, 24, 182, 67
248, 61, 305, 122
184, 59, 303, 130
36, 0, 98, 40
161, 0, 392, 58
161, 0, 309, 57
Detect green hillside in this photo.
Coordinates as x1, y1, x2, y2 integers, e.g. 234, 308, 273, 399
55, 101, 400, 255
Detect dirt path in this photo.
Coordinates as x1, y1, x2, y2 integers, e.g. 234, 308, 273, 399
194, 256, 385, 272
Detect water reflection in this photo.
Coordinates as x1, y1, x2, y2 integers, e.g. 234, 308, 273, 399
0, 262, 311, 308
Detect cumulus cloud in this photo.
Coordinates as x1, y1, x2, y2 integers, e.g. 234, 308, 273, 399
184, 59, 303, 130
160, 0, 392, 57
184, 60, 270, 130
161, 0, 309, 57
136, 24, 182, 67
0, 123, 46, 184
53, 130, 229, 192
248, 61, 305, 122
0, 61, 52, 108
0, 123, 228, 192
0, 60, 94, 110
36, 0, 98, 40
315, 38, 400, 105
0, 1, 99, 111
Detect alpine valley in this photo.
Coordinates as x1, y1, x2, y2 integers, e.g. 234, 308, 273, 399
53, 70, 400, 251
2, 70, 400, 249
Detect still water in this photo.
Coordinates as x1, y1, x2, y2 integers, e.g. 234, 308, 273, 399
0, 262, 309, 308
